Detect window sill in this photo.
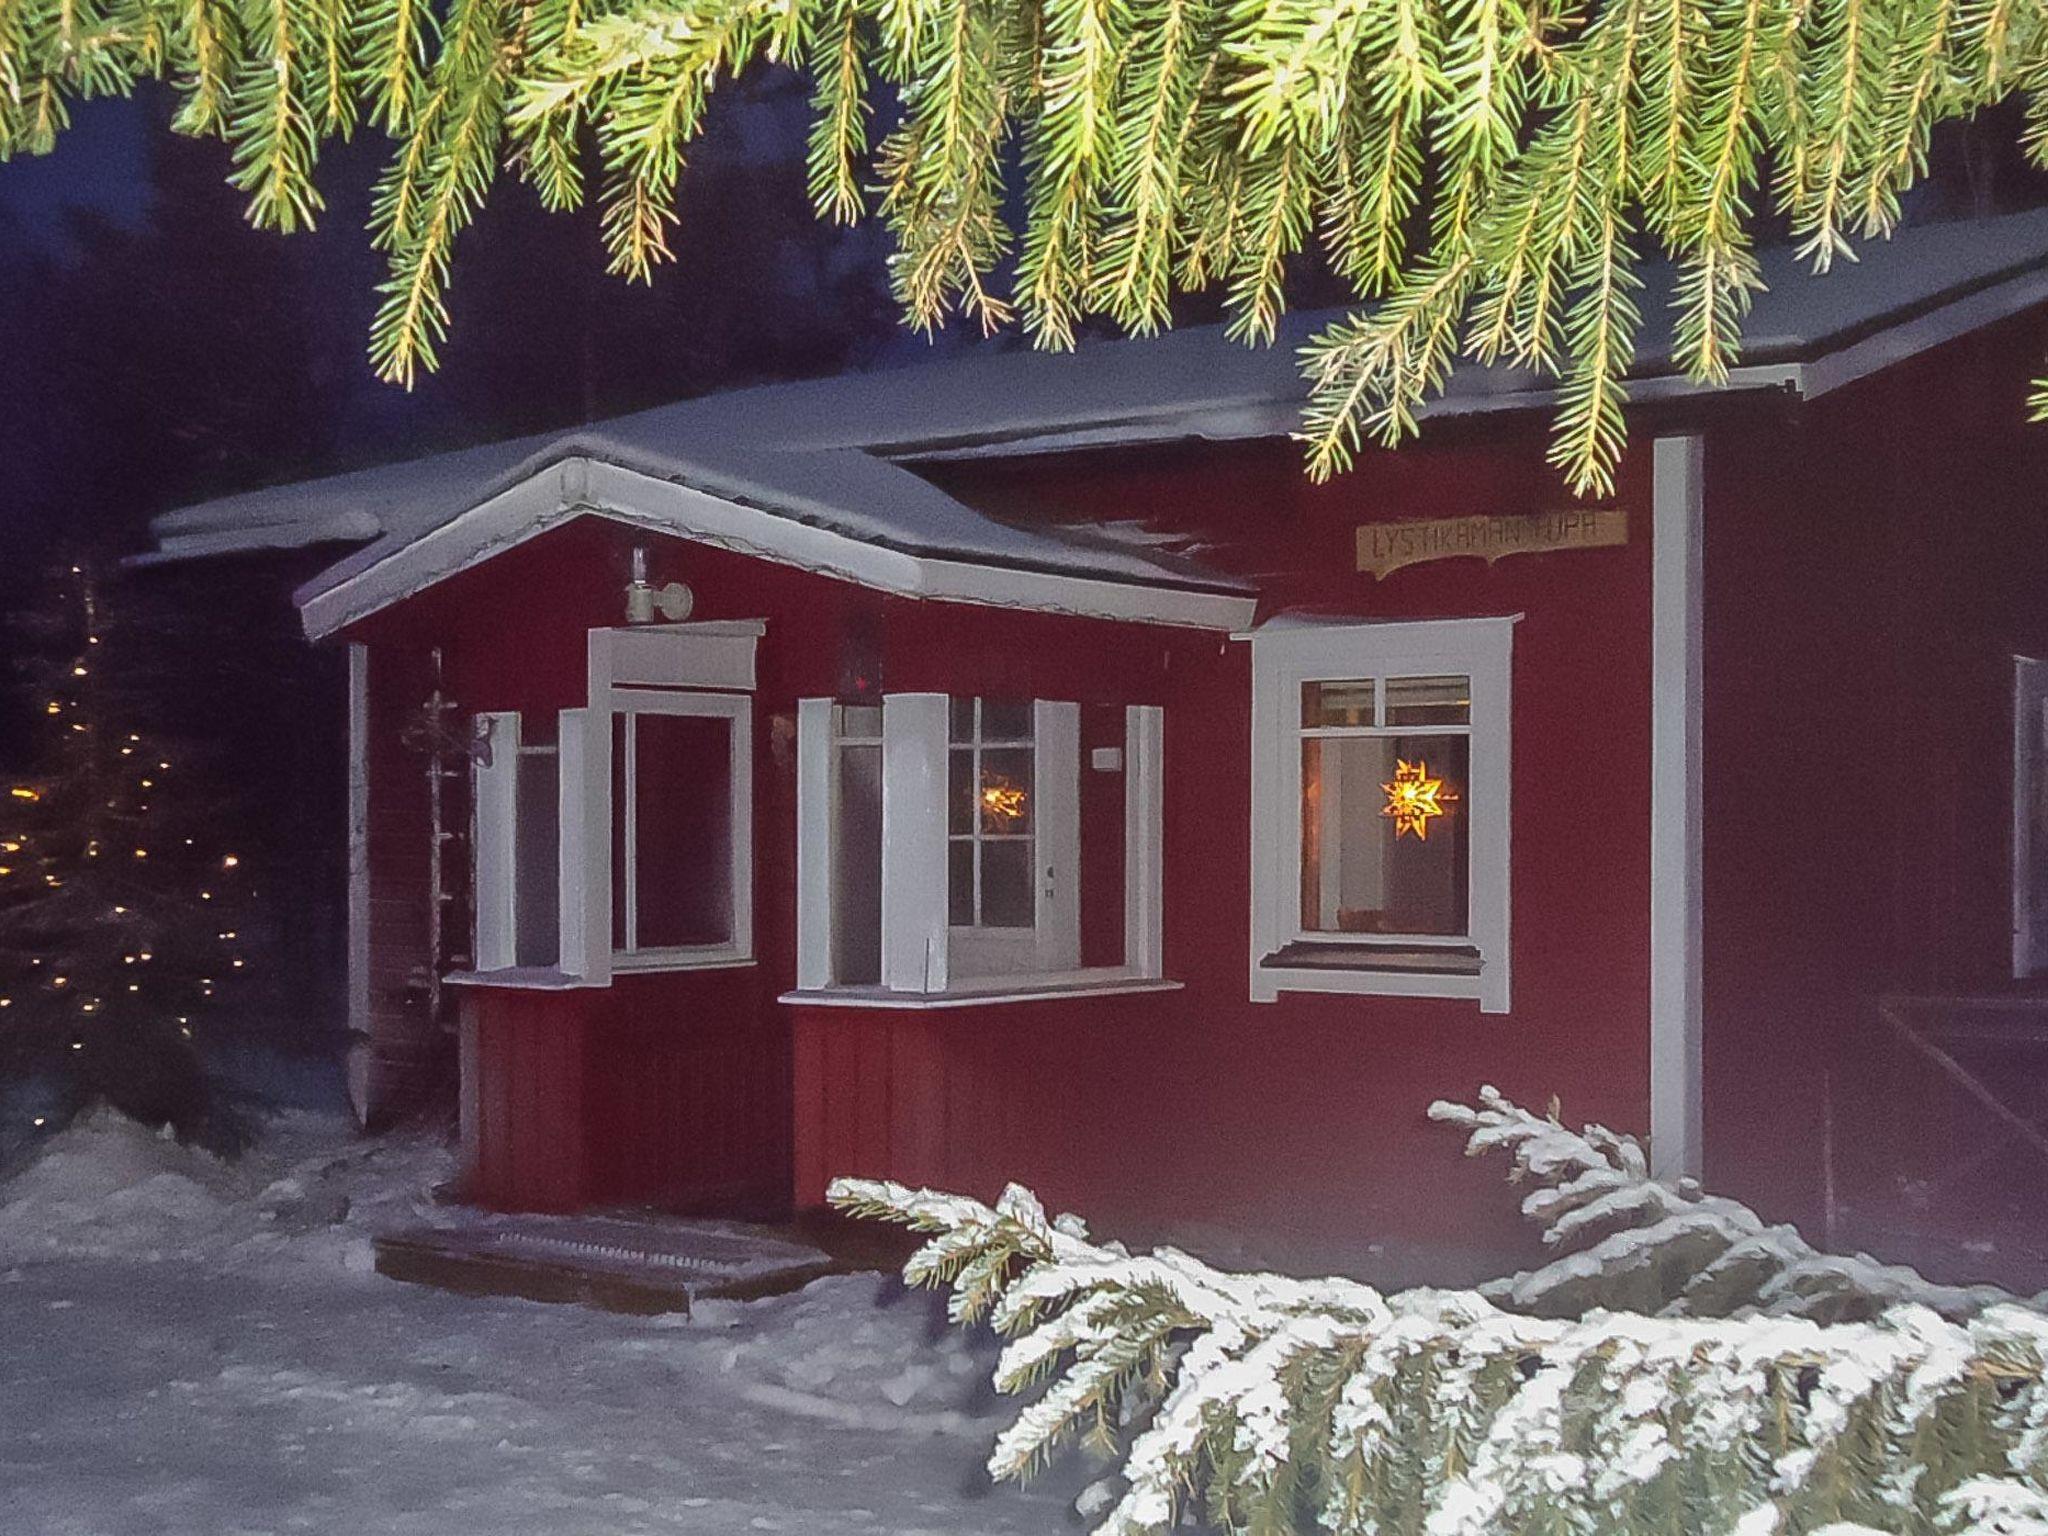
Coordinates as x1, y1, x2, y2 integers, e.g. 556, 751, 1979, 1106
1260, 940, 1482, 976
1251, 944, 1506, 1013
779, 972, 1183, 1011
445, 967, 608, 992
612, 949, 756, 975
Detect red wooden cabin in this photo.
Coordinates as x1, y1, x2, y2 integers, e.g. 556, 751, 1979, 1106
149, 211, 2048, 1283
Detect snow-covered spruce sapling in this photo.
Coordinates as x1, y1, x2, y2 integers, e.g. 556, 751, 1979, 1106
830, 1176, 2048, 1536
1431, 1086, 2023, 1323
0, 562, 253, 1151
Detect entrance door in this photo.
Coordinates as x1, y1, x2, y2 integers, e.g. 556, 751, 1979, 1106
2017, 656, 2048, 977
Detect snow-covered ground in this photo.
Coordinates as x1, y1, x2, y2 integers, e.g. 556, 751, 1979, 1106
0, 1112, 1077, 1535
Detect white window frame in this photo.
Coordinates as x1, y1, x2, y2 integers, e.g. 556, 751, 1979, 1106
467, 621, 765, 988
607, 687, 753, 973
789, 694, 1170, 1007
471, 711, 565, 972
1248, 616, 1515, 1013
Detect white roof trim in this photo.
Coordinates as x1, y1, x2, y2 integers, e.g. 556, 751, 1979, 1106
299, 456, 1257, 639
1797, 263, 2048, 400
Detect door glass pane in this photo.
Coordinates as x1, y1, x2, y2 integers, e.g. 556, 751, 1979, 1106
833, 743, 882, 985
631, 711, 734, 949
948, 840, 974, 926
981, 700, 1033, 742
1300, 734, 1468, 936
981, 840, 1034, 927
948, 748, 975, 834
977, 749, 1034, 834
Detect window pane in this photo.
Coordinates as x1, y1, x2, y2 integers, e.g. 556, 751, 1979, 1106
978, 749, 1034, 834
981, 700, 1033, 742
981, 840, 1035, 927
833, 744, 883, 985
1300, 734, 1468, 936
948, 748, 975, 835
514, 751, 559, 968
630, 712, 734, 950
838, 704, 882, 741
949, 840, 974, 926
950, 696, 976, 743
1384, 675, 1470, 726
1302, 679, 1375, 728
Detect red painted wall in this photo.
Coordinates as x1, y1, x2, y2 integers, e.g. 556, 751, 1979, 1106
346, 422, 1659, 1276
1700, 313, 2048, 1250
793, 423, 1658, 1279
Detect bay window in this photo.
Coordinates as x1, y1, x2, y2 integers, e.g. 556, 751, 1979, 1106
1250, 618, 1514, 1012
792, 693, 1166, 1004
469, 622, 761, 985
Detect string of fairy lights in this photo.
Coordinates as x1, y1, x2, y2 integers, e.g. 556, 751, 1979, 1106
0, 565, 250, 1134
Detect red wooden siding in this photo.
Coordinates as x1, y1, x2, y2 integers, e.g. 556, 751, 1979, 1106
463, 968, 788, 1214
794, 422, 1658, 1277
1701, 313, 2048, 1237
354, 424, 1656, 1272
359, 644, 450, 1123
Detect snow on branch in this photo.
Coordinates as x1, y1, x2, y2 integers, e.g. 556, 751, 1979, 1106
831, 1172, 2048, 1536
1431, 1087, 2027, 1324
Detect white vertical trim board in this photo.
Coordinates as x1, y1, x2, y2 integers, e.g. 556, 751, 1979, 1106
557, 706, 608, 982
1124, 705, 1165, 977
472, 712, 521, 971
1034, 700, 1083, 971
881, 693, 951, 992
795, 698, 836, 990
2015, 655, 2048, 978
1650, 433, 1706, 1182
345, 642, 373, 1125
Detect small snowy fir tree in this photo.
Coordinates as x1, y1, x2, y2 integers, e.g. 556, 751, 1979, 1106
832, 1173, 2048, 1536
0, 562, 252, 1150
1431, 1087, 2025, 1323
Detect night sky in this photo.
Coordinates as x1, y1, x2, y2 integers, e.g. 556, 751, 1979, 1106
0, 77, 943, 577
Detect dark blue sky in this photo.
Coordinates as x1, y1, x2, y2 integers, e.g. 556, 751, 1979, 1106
0, 97, 153, 249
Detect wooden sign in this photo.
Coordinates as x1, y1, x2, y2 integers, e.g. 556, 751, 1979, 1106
1355, 509, 1628, 579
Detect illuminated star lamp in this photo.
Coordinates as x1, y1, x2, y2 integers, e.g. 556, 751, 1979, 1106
980, 777, 1028, 824
1381, 759, 1459, 840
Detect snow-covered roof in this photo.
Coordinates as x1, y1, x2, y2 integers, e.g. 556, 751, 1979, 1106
146, 208, 2048, 636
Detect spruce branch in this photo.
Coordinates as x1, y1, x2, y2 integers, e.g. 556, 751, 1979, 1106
13, 0, 2048, 488
831, 1163, 2048, 1536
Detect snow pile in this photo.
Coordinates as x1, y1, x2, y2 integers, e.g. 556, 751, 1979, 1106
2, 1111, 1071, 1534
0, 1107, 243, 1261
697, 1272, 1007, 1436
0, 1105, 454, 1268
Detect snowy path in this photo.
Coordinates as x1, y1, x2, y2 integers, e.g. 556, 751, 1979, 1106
0, 1115, 1074, 1536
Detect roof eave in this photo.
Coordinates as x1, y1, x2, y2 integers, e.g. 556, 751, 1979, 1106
297, 456, 1258, 641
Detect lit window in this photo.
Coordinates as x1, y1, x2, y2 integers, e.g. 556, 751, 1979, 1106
1299, 676, 1471, 937
949, 699, 1038, 931
1250, 619, 1513, 1012
794, 694, 1166, 1001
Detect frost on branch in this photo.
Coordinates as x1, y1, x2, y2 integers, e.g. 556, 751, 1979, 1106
1431, 1087, 2023, 1324
830, 1173, 2048, 1536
